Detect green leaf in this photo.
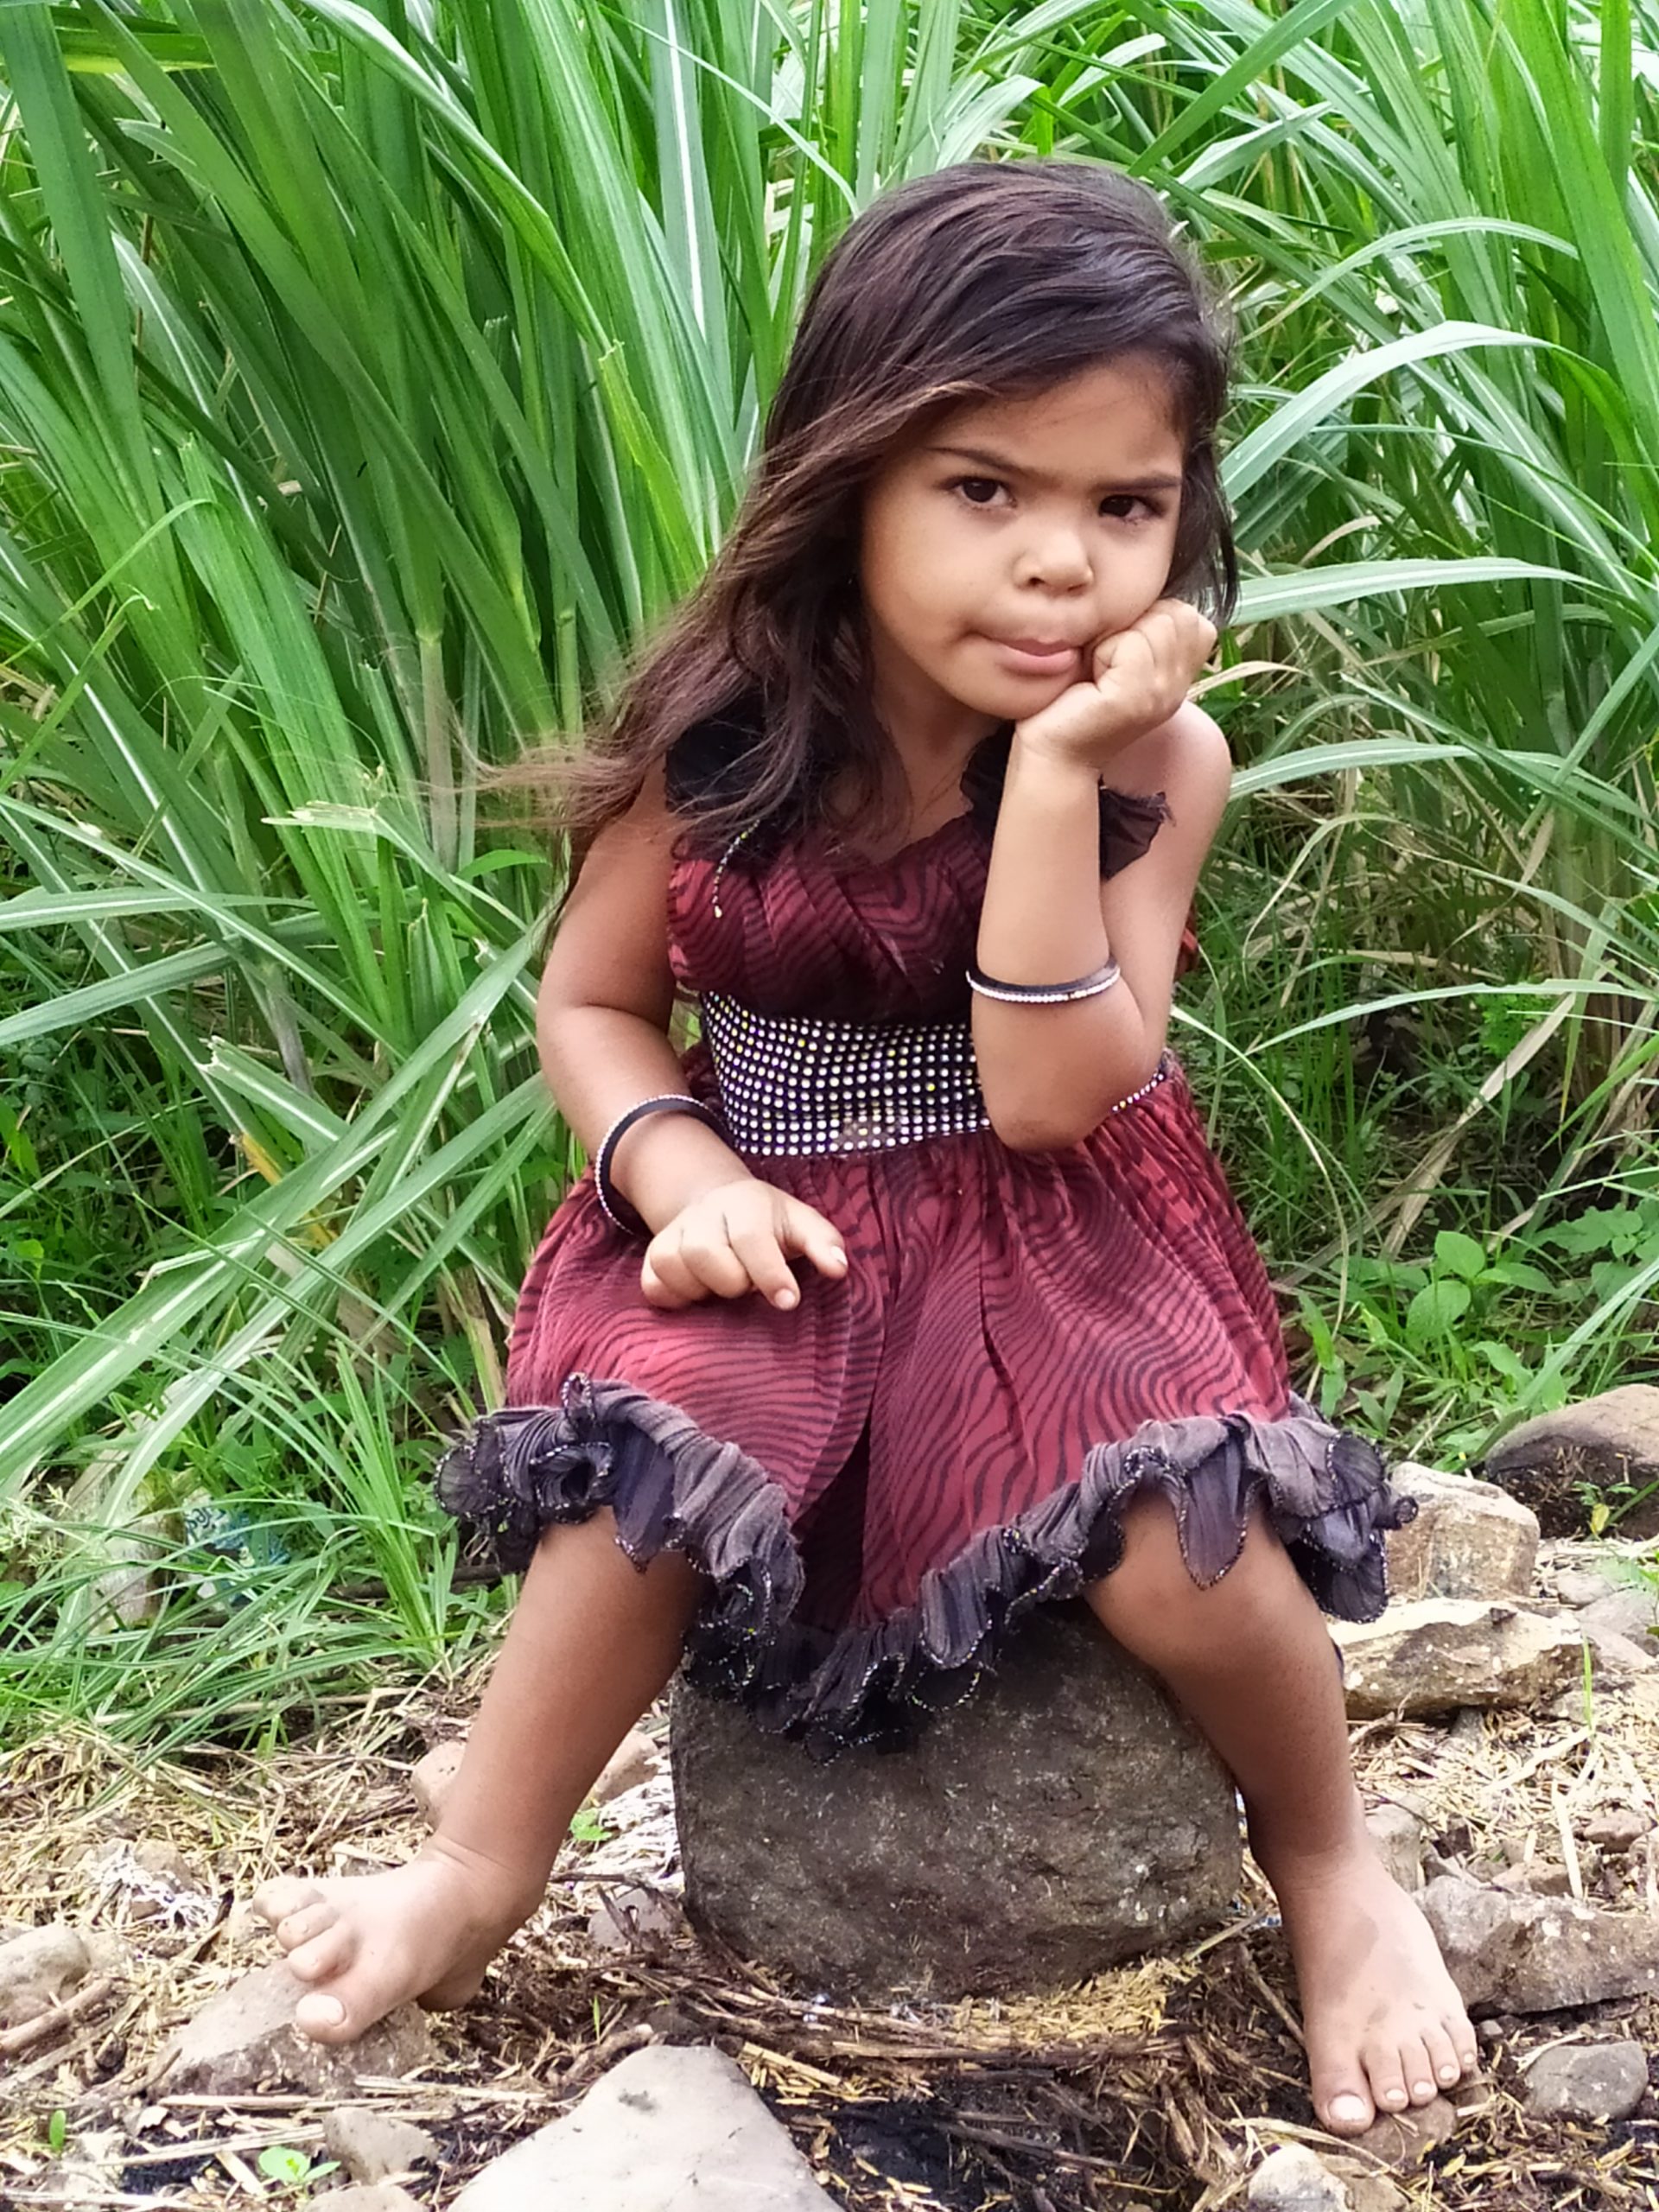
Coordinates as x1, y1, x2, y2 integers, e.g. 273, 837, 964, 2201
256, 2146, 311, 2183
1433, 1230, 1488, 1282
1404, 1279, 1472, 1348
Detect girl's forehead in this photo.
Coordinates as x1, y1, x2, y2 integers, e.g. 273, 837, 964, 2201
922, 361, 1185, 475
948, 359, 1181, 444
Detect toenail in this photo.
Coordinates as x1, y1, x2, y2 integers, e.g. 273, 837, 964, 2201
311, 1997, 345, 2025
1329, 2094, 1369, 2126
1439, 2063, 1461, 2083
1383, 2089, 1407, 2107
1412, 2081, 1433, 2099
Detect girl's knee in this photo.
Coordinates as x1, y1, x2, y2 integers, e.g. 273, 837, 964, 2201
1085, 1490, 1287, 1639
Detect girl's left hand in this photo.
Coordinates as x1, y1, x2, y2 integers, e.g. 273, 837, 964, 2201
1014, 598, 1217, 772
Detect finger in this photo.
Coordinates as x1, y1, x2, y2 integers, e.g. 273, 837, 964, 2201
778, 1201, 850, 1280
641, 1227, 721, 1309
674, 1224, 753, 1300
641, 1241, 703, 1308
724, 1220, 805, 1310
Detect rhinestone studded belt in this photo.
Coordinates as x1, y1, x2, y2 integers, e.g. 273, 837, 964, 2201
700, 989, 1175, 1158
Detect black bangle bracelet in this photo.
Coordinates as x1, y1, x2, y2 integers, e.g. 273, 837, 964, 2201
594, 1093, 728, 1236
966, 957, 1122, 1005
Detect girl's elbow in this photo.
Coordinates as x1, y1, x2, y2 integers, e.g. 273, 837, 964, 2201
984, 1055, 1166, 1153
985, 1097, 1098, 1154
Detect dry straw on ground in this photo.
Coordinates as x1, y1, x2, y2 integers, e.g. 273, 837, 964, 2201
1, 1630, 1656, 2210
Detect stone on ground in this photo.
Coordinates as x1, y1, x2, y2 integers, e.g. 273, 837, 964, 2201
0, 1923, 92, 2028
1331, 1600, 1582, 1719
152, 1961, 431, 2095
1554, 1566, 1618, 1608
1482, 1386, 1659, 1536
592, 1727, 661, 1804
1580, 1805, 1653, 1853
586, 1885, 680, 1955
1521, 2040, 1649, 2123
449, 2044, 837, 2209
1383, 1466, 1538, 1602
672, 1604, 1242, 1999
1347, 2094, 1459, 2166
321, 2107, 438, 2184
1579, 1585, 1659, 1648
1247, 2142, 1402, 2211
1580, 1621, 1657, 1676
310, 2190, 424, 2212
1417, 1877, 1659, 2013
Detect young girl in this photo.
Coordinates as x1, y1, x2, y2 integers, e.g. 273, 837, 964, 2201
255, 157, 1478, 2139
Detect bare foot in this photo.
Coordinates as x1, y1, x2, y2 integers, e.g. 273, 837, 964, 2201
1256, 1833, 1481, 2137
251, 1838, 537, 2044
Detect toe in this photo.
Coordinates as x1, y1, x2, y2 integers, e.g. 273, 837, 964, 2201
1316, 2081, 1375, 2137
251, 1876, 322, 1927
286, 1925, 354, 1986
1397, 2032, 1439, 2106
1422, 2020, 1464, 2090
275, 1901, 336, 1953
293, 1989, 352, 2042
1362, 2034, 1411, 2116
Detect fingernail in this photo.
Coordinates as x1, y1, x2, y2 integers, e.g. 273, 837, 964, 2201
775, 1288, 797, 1308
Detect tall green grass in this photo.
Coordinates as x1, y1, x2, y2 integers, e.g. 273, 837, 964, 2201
1, 0, 1655, 1742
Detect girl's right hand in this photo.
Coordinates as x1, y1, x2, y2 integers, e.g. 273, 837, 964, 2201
640, 1177, 849, 1312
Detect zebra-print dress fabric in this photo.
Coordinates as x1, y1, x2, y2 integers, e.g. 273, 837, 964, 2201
438, 753, 1414, 1757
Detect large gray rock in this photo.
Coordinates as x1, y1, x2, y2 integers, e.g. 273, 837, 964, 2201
1383, 1466, 1538, 1602
1579, 1584, 1659, 1648
672, 1604, 1242, 2000
1417, 1878, 1659, 2014
1483, 1387, 1659, 1537
152, 1963, 431, 2095
450, 2044, 836, 2209
1522, 2041, 1648, 2123
1331, 1600, 1582, 1719
0, 1924, 92, 2029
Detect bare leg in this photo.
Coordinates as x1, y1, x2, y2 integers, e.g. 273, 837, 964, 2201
252, 1510, 704, 2043
1084, 1497, 1479, 2138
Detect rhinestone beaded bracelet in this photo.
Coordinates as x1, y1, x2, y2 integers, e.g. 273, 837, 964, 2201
594, 1092, 728, 1236
966, 957, 1122, 1005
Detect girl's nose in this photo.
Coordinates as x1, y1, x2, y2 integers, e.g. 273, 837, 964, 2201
1014, 526, 1091, 591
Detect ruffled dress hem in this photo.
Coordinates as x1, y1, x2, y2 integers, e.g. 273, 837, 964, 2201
435, 1375, 1418, 1761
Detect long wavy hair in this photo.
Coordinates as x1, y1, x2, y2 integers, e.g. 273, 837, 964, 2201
521, 156, 1237, 887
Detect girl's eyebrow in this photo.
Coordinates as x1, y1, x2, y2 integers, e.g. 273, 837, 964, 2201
928, 442, 1183, 497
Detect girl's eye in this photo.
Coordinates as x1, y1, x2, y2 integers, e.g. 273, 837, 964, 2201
948, 478, 1167, 520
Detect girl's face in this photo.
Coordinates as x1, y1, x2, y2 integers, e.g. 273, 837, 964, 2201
857, 356, 1188, 746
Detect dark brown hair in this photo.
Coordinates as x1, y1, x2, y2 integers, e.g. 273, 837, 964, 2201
524, 156, 1237, 885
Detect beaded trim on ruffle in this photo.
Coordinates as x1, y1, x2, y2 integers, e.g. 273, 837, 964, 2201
435, 1376, 1416, 1761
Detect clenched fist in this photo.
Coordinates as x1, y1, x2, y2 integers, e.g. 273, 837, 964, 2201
1014, 597, 1217, 772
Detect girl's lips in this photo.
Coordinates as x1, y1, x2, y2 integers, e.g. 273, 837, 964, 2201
986, 635, 1082, 677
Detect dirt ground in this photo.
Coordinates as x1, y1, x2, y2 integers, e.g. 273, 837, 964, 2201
2, 1609, 1656, 2212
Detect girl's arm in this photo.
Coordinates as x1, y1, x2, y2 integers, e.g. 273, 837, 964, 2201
537, 760, 754, 1231
972, 695, 1230, 1153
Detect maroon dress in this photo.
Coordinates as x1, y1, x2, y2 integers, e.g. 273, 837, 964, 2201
438, 728, 1413, 1758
